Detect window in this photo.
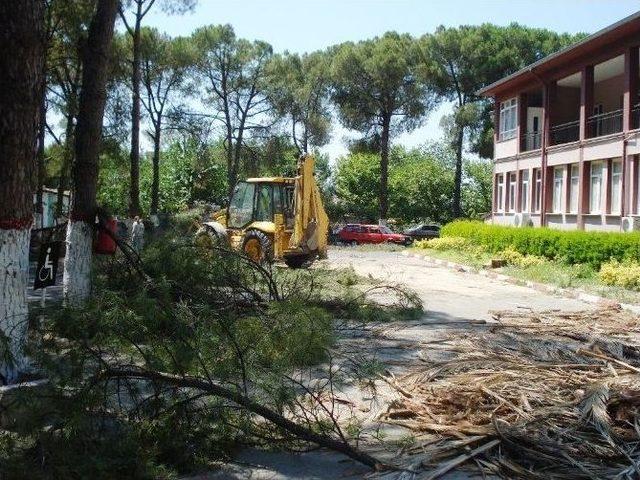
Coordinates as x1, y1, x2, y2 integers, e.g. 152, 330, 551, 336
496, 174, 504, 212
552, 167, 564, 213
569, 164, 579, 213
520, 170, 529, 212
499, 98, 518, 141
508, 172, 517, 212
534, 169, 542, 212
255, 184, 273, 221
610, 159, 622, 214
228, 182, 256, 228
590, 161, 604, 213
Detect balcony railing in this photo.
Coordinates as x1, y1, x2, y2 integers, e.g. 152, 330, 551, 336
633, 103, 640, 130
520, 132, 541, 152
550, 120, 579, 146
587, 109, 622, 138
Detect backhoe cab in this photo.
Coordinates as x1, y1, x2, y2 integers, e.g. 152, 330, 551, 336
196, 154, 329, 268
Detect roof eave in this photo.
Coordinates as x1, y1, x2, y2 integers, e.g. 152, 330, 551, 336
477, 9, 640, 98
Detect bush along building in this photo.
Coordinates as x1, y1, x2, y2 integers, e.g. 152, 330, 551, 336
480, 12, 640, 232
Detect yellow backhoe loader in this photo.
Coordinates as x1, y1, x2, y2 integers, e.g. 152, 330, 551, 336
196, 154, 329, 268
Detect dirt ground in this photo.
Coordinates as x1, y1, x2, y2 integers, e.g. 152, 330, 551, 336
201, 247, 593, 480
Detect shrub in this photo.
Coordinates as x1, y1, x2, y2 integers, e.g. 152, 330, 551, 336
599, 259, 640, 290
443, 220, 640, 268
415, 236, 471, 251
499, 246, 546, 268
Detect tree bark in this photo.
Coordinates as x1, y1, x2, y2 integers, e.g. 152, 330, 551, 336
379, 114, 391, 221
56, 113, 75, 219
128, 12, 142, 217
36, 94, 47, 226
452, 124, 464, 218
63, 0, 118, 307
0, 0, 45, 384
150, 123, 161, 215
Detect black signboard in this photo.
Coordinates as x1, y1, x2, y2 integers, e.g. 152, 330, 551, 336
34, 241, 62, 290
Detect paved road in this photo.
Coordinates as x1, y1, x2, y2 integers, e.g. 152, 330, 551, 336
327, 247, 587, 322
206, 247, 592, 480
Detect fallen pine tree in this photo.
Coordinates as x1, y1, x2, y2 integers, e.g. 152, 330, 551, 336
1, 227, 424, 478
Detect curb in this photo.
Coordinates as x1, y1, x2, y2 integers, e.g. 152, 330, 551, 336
401, 250, 640, 315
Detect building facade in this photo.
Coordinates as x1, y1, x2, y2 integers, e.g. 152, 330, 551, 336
33, 188, 70, 229
480, 12, 640, 232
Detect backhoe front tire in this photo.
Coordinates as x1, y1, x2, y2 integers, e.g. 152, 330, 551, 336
242, 230, 273, 264
195, 225, 224, 250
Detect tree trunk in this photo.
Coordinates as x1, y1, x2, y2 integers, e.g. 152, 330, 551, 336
128, 16, 142, 217
379, 114, 391, 221
104, 367, 384, 470
63, 0, 118, 307
150, 123, 161, 215
56, 113, 75, 219
0, 0, 45, 384
226, 135, 236, 203
452, 124, 464, 218
36, 94, 47, 227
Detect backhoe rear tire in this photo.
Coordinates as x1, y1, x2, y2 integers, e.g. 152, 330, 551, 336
242, 230, 273, 264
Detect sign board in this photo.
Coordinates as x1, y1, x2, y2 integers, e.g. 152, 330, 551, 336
34, 241, 62, 290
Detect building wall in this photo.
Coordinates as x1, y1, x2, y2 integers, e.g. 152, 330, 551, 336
492, 152, 634, 232
495, 137, 518, 160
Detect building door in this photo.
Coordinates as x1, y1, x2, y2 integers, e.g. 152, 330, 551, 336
527, 107, 543, 150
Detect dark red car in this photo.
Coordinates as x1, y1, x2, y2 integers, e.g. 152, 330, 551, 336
338, 224, 411, 246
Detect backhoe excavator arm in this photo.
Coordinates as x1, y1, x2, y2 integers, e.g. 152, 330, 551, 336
288, 154, 329, 259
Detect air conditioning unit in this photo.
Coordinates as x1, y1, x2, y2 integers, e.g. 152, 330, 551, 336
621, 216, 640, 232
513, 213, 532, 228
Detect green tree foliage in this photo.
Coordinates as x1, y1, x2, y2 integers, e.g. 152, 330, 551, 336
334, 152, 381, 221
266, 51, 332, 154
192, 24, 273, 198
97, 139, 226, 215
389, 147, 455, 224
333, 144, 491, 224
461, 159, 492, 219
420, 23, 585, 217
331, 33, 435, 220
139, 28, 196, 213
118, 0, 197, 216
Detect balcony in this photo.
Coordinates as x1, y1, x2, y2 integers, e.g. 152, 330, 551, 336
550, 120, 579, 146
587, 109, 622, 138
520, 132, 541, 152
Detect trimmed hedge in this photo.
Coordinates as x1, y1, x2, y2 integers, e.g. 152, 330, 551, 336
442, 220, 640, 268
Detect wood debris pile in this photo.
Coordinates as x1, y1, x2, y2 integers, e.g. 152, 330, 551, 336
380, 306, 640, 479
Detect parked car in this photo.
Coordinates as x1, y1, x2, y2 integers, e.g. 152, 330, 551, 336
338, 224, 412, 246
404, 224, 440, 241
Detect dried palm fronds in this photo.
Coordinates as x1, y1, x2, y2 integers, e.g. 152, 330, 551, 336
379, 306, 640, 479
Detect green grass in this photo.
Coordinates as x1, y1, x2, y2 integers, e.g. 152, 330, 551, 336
411, 247, 640, 305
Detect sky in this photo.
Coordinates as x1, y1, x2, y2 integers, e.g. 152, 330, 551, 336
143, 0, 640, 160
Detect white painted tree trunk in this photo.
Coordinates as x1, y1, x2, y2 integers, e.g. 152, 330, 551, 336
63, 220, 93, 307
0, 227, 31, 384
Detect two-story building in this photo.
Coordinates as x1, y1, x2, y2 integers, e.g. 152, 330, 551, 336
480, 12, 640, 232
